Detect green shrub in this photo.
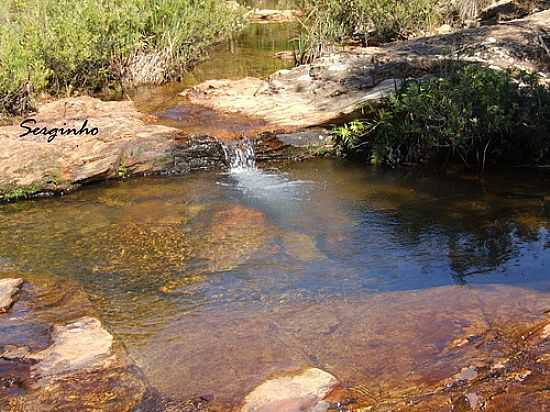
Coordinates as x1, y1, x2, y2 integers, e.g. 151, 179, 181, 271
333, 65, 550, 172
0, 0, 244, 115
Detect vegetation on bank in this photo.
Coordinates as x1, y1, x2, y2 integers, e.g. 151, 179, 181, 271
332, 65, 550, 172
297, 0, 440, 46
295, 0, 539, 60
0, 0, 245, 115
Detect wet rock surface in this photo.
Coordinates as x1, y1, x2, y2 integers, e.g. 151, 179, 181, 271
134, 284, 550, 410
182, 10, 550, 130
30, 317, 115, 378
0, 273, 154, 412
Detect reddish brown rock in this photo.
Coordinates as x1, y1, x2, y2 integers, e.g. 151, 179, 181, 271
0, 274, 155, 412
136, 284, 550, 410
0, 97, 229, 202
0, 98, 178, 198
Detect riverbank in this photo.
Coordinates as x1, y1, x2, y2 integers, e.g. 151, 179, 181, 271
181, 9, 550, 129
0, 0, 246, 116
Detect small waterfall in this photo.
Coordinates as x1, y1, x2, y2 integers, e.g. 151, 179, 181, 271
222, 140, 256, 170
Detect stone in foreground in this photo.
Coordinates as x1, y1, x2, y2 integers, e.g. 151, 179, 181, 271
30, 316, 114, 378
0, 278, 23, 313
0, 275, 154, 411
241, 368, 338, 412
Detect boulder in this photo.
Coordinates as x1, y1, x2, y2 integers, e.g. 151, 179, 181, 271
241, 368, 339, 412
30, 317, 114, 378
0, 278, 23, 313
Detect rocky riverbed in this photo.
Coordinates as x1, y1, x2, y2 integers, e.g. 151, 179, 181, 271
1, 4, 550, 410
2, 270, 550, 411
0, 273, 155, 411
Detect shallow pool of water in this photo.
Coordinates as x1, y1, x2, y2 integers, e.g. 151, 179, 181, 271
129, 21, 297, 124
1, 159, 550, 404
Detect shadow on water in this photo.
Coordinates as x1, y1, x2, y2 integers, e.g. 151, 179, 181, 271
1, 159, 550, 403
1, 159, 549, 316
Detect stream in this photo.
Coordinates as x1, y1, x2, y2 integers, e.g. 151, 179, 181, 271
1, 5, 550, 409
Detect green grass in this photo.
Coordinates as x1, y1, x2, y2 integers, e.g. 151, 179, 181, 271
0, 0, 245, 115
0, 185, 41, 202
296, 0, 441, 49
294, 0, 542, 61
332, 65, 550, 172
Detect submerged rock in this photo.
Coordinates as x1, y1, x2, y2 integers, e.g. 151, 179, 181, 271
0, 278, 23, 313
281, 232, 325, 262
136, 283, 550, 409
197, 205, 275, 273
241, 368, 339, 412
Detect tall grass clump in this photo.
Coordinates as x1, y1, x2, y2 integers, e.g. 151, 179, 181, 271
294, 0, 543, 60
333, 65, 550, 172
0, 0, 245, 115
296, 0, 441, 51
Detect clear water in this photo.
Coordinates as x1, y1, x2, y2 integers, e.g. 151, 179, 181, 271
222, 140, 257, 169
129, 22, 297, 122
1, 160, 550, 404
3, 6, 550, 406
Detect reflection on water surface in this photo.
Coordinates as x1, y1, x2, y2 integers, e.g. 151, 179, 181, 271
1, 159, 549, 404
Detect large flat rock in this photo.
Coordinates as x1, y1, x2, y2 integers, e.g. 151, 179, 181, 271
0, 97, 230, 202
0, 98, 178, 200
